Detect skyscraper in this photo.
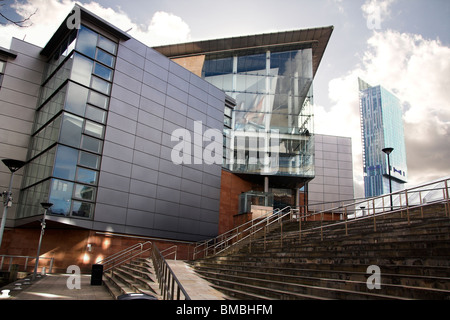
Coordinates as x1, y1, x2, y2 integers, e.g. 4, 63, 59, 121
358, 78, 407, 198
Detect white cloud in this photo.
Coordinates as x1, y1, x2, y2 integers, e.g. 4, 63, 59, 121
361, 0, 396, 22
316, 29, 450, 197
0, 0, 191, 49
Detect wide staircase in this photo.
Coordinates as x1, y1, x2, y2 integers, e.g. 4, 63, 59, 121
190, 179, 450, 300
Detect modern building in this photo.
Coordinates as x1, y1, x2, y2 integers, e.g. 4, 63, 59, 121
308, 134, 354, 213
358, 78, 407, 198
0, 5, 347, 270
153, 27, 335, 230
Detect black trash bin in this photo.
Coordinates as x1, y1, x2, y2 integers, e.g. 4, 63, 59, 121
90, 264, 103, 286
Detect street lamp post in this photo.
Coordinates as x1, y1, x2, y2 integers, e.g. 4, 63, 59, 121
32, 202, 53, 281
382, 147, 394, 211
0, 159, 26, 248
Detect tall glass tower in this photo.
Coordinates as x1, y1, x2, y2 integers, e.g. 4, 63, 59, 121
358, 78, 407, 198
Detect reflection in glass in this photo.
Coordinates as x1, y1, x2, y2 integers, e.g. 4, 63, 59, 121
96, 49, 115, 68
71, 201, 93, 218
85, 105, 106, 123
74, 184, 95, 201
76, 26, 98, 58
84, 120, 104, 138
59, 113, 83, 147
81, 135, 103, 153
71, 53, 93, 86
79, 151, 100, 169
98, 35, 117, 55
90, 76, 111, 94
53, 145, 78, 180
49, 179, 74, 216
76, 167, 98, 184
65, 82, 89, 116
88, 90, 109, 109
93, 63, 113, 81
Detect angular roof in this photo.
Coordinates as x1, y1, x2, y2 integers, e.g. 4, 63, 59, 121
40, 4, 130, 57
153, 26, 333, 76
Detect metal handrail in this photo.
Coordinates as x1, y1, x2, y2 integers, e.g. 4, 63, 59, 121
0, 255, 54, 273
161, 245, 178, 260
193, 206, 292, 259
97, 241, 153, 272
151, 245, 190, 300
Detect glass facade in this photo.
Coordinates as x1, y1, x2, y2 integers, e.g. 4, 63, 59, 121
359, 80, 407, 198
17, 25, 117, 219
203, 48, 314, 177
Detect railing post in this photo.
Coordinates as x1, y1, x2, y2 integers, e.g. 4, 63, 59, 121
372, 198, 376, 232
299, 212, 302, 243
405, 189, 410, 225
345, 207, 348, 236
445, 180, 450, 218
419, 191, 424, 218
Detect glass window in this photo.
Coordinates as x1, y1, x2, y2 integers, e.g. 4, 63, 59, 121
76, 26, 98, 59
59, 113, 83, 147
93, 62, 113, 81
90, 76, 111, 94
237, 54, 266, 73
96, 49, 115, 68
0, 60, 5, 73
71, 53, 93, 87
79, 151, 100, 169
98, 35, 117, 55
85, 105, 107, 123
81, 135, 102, 153
88, 90, 109, 109
53, 145, 78, 180
74, 184, 95, 201
49, 179, 74, 216
65, 82, 89, 116
76, 167, 98, 185
71, 201, 93, 218
84, 120, 104, 138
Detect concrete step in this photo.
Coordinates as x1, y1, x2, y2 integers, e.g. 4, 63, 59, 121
194, 265, 450, 299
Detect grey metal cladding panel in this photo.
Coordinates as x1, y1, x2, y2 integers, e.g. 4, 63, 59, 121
168, 72, 189, 93
181, 166, 204, 183
94, 203, 127, 225
166, 84, 189, 105
138, 109, 163, 131
157, 171, 181, 189
164, 98, 188, 120
98, 171, 131, 192
113, 70, 142, 94
128, 193, 156, 212
156, 185, 180, 203
126, 209, 154, 228
130, 164, 158, 184
135, 123, 162, 144
179, 205, 201, 220
0, 87, 39, 110
168, 60, 191, 81
96, 187, 129, 207
177, 217, 200, 235
158, 158, 183, 177
144, 59, 169, 82
180, 179, 203, 195
102, 141, 133, 163
117, 44, 145, 69
146, 47, 170, 71
115, 57, 144, 81
129, 179, 157, 198
134, 136, 161, 157
104, 126, 136, 148
143, 71, 168, 93
155, 200, 180, 217
109, 97, 138, 121
110, 83, 140, 107
188, 95, 208, 113
2, 73, 40, 94
133, 150, 160, 171
202, 172, 221, 187
106, 112, 137, 135
179, 191, 202, 208
101, 156, 132, 177
201, 184, 220, 199
189, 84, 209, 103
121, 37, 147, 58
139, 97, 165, 118
141, 83, 167, 106
201, 196, 219, 211
187, 106, 207, 123
153, 213, 179, 232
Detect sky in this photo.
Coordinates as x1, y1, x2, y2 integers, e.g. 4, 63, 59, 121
0, 0, 449, 198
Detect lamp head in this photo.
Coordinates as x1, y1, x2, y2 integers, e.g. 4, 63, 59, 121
2, 159, 26, 173
382, 147, 394, 155
40, 202, 53, 210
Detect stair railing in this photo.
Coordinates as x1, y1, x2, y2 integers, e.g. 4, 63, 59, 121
193, 206, 293, 259
96, 241, 153, 272
151, 245, 190, 300
161, 245, 178, 260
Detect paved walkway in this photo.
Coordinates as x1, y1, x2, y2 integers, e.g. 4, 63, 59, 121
0, 261, 226, 300
0, 273, 113, 300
